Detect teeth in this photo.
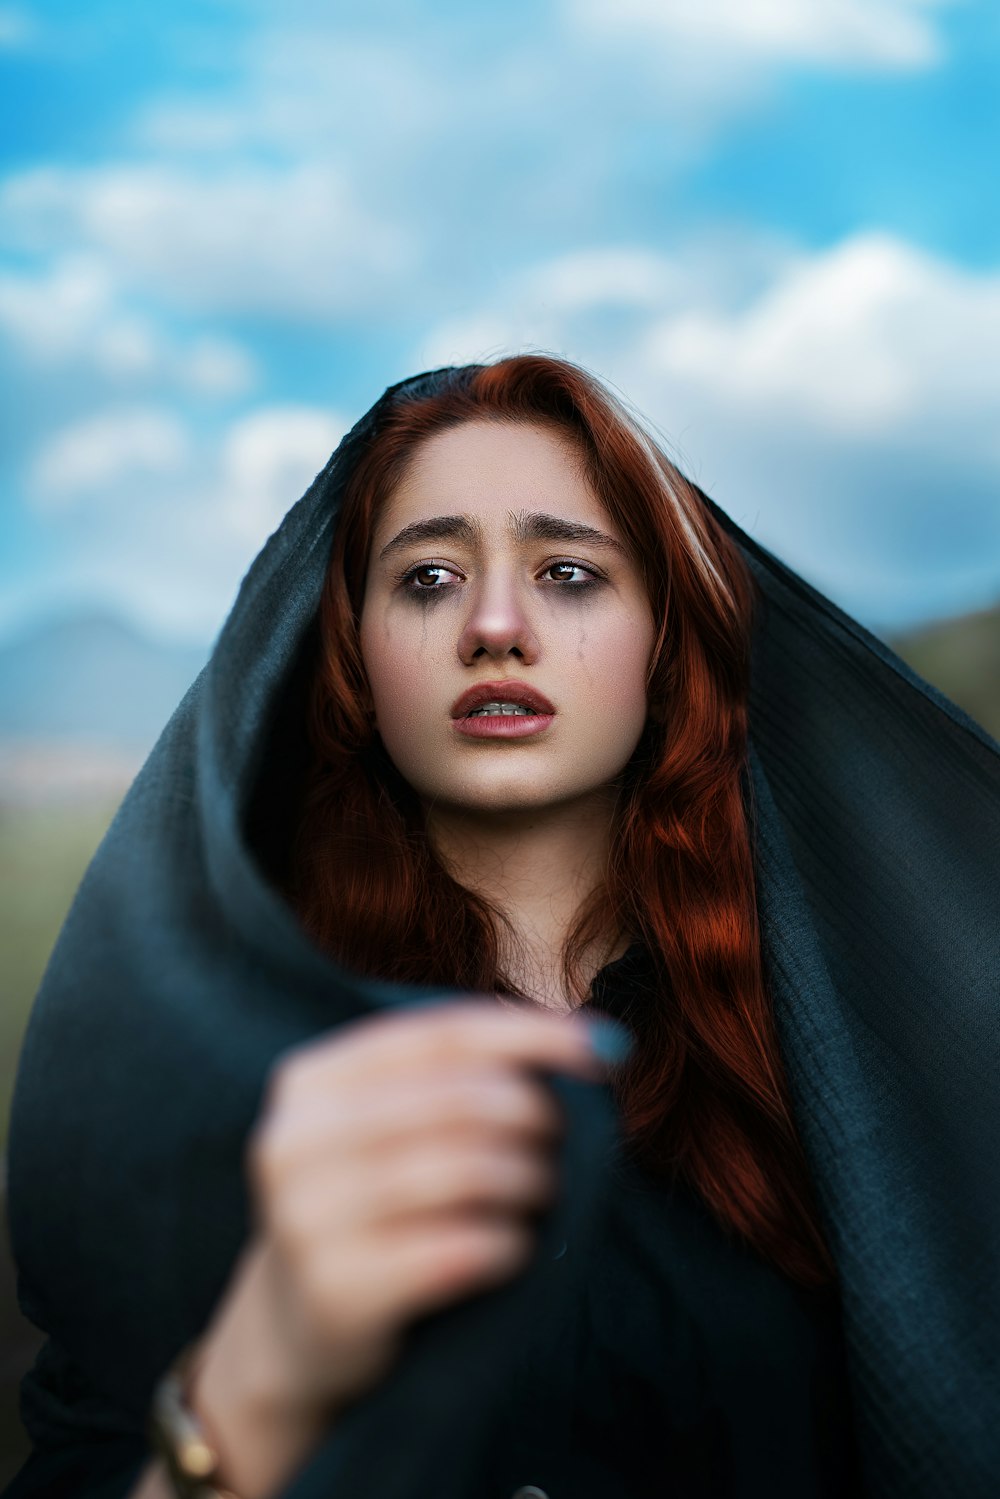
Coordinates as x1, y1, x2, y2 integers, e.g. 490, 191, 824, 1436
466, 701, 537, 717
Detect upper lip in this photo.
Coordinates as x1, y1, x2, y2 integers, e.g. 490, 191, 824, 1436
450, 681, 556, 718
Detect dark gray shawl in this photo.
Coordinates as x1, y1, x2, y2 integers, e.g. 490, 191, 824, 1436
6, 367, 999, 1497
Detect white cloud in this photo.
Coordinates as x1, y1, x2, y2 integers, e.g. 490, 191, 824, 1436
419, 231, 1000, 457
526, 248, 682, 313
416, 246, 693, 369
181, 337, 259, 398
643, 233, 1000, 450
0, 163, 413, 321
216, 406, 348, 543
0, 257, 257, 393
121, 18, 768, 282
136, 33, 440, 157
22, 402, 348, 639
416, 241, 750, 372
566, 0, 956, 71
29, 406, 192, 510
0, 257, 116, 359
0, 5, 35, 50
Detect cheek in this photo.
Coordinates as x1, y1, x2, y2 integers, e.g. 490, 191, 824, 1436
584, 611, 655, 729
359, 610, 441, 728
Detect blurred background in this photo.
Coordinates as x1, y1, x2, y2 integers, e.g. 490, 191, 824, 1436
1, 0, 999, 1471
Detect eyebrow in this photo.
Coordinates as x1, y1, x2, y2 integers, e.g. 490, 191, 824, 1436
378, 510, 627, 560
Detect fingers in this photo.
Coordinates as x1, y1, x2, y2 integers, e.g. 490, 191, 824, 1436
255, 1065, 566, 1175
245, 998, 632, 1359
267, 999, 613, 1107
353, 1137, 559, 1227
301, 1214, 538, 1334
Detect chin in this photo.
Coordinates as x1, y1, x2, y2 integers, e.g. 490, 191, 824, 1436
437, 786, 556, 815
434, 771, 609, 816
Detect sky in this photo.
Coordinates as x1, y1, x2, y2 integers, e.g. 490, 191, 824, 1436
1, 0, 998, 646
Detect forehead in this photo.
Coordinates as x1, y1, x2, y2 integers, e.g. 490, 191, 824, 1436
374, 419, 610, 537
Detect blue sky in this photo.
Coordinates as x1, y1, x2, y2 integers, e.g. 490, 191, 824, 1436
1, 0, 998, 645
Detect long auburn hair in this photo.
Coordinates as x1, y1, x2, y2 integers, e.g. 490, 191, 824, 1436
288, 355, 834, 1288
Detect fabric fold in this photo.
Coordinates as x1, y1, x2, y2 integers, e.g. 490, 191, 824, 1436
726, 504, 1000, 1494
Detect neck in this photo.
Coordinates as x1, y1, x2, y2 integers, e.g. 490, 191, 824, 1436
423, 788, 625, 1011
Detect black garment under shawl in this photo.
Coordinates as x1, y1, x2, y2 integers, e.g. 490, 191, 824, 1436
4, 367, 999, 1498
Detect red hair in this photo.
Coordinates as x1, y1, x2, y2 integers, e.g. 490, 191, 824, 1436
288, 355, 834, 1288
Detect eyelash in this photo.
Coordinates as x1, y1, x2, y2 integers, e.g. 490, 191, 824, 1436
396, 559, 604, 597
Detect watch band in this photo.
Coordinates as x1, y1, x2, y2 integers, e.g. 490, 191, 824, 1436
147, 1341, 242, 1499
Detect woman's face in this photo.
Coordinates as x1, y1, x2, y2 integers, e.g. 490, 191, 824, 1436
359, 419, 657, 818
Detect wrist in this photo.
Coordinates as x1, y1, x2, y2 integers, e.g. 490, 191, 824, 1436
182, 1242, 333, 1499
148, 1341, 241, 1499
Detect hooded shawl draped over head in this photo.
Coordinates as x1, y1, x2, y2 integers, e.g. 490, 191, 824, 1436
5, 366, 999, 1499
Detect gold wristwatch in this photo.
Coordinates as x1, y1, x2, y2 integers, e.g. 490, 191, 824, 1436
147, 1341, 242, 1499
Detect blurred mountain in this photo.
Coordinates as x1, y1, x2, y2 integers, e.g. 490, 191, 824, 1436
890, 601, 1000, 743
0, 611, 207, 749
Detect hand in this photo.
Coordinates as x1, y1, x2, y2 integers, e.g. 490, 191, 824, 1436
237, 1000, 612, 1419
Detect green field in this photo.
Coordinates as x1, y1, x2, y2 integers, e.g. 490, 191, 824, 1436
0, 800, 122, 1153
892, 608, 1000, 743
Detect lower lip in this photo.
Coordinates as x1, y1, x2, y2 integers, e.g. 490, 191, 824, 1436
453, 713, 555, 739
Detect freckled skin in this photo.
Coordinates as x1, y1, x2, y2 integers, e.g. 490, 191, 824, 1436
359, 421, 657, 820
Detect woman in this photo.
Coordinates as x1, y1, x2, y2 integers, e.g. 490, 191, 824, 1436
4, 357, 998, 1499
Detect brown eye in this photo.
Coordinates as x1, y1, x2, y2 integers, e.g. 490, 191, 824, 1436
414, 565, 445, 587
543, 561, 599, 587
399, 563, 461, 596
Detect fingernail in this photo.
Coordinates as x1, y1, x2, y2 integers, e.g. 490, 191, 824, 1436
583, 1017, 635, 1066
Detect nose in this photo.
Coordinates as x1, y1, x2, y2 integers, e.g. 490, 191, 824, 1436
456, 569, 540, 666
